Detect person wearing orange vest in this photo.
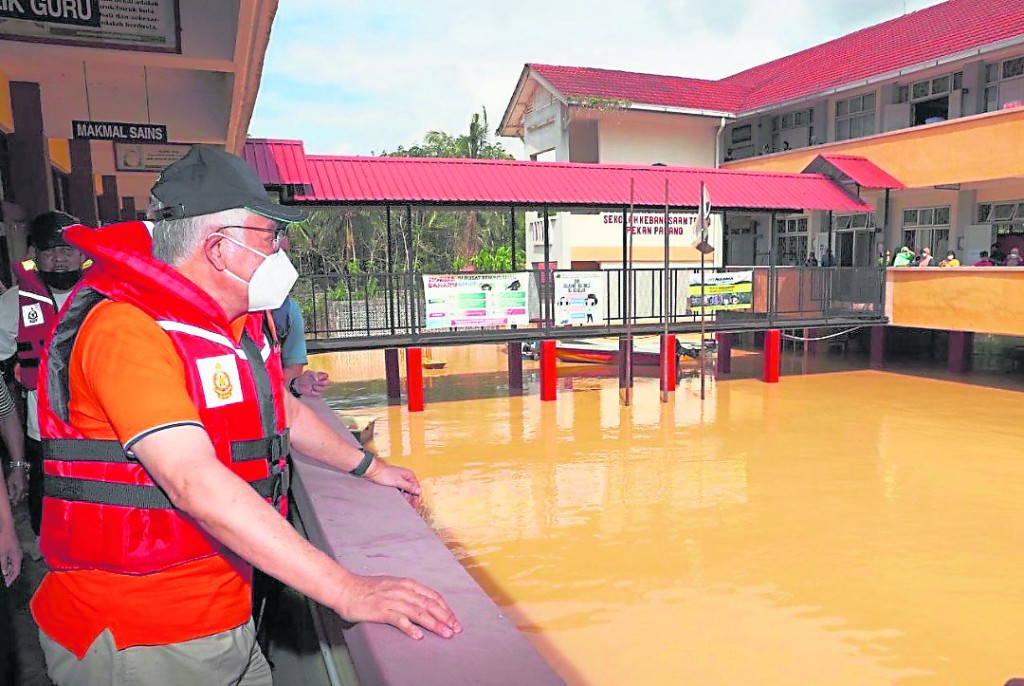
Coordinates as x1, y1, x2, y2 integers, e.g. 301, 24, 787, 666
13, 210, 88, 544
31, 146, 460, 685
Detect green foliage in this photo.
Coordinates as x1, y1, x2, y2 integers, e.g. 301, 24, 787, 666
290, 108, 525, 277
452, 245, 526, 272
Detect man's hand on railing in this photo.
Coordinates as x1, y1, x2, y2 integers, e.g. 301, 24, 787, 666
366, 457, 422, 509
333, 573, 462, 641
294, 370, 330, 397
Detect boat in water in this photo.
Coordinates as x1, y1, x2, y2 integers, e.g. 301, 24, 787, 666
546, 336, 714, 367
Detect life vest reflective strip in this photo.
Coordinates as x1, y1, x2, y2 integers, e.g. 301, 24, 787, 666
38, 220, 290, 575
15, 265, 57, 390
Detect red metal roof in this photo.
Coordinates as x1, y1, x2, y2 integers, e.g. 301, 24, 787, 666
293, 155, 870, 212
803, 154, 905, 190
527, 0, 1024, 115
243, 139, 312, 186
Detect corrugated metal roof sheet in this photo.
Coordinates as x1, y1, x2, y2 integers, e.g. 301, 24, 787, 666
243, 139, 312, 185
804, 155, 906, 190
526, 0, 1024, 115
292, 155, 871, 212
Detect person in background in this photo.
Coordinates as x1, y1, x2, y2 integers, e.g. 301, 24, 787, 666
1005, 247, 1022, 266
820, 247, 836, 267
272, 238, 328, 399
0, 284, 22, 505
804, 253, 818, 267
12, 211, 87, 547
0, 373, 25, 686
973, 251, 995, 267
990, 243, 1007, 265
893, 246, 914, 267
916, 247, 934, 267
939, 251, 960, 267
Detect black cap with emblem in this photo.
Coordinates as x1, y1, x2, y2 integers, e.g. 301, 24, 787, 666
29, 211, 80, 251
150, 145, 308, 223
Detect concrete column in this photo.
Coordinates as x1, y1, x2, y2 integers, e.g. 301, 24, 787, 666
506, 342, 523, 396
9, 81, 54, 218
96, 175, 120, 224
803, 328, 818, 356
948, 331, 974, 375
120, 196, 136, 221
870, 326, 886, 368
762, 329, 781, 383
384, 348, 401, 405
68, 139, 98, 226
715, 332, 732, 377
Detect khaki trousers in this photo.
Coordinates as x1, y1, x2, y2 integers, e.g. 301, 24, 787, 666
39, 620, 272, 686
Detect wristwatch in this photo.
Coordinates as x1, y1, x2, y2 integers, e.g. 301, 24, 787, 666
350, 448, 374, 477
288, 378, 302, 398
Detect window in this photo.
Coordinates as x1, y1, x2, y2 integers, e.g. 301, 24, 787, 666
774, 216, 809, 265
731, 125, 752, 144
835, 93, 875, 141
772, 108, 813, 132
895, 85, 910, 104
1003, 56, 1024, 80
834, 213, 874, 230
976, 199, 1024, 236
902, 205, 951, 256
983, 55, 1024, 112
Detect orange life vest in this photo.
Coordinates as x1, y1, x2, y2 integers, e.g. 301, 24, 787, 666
37, 221, 290, 574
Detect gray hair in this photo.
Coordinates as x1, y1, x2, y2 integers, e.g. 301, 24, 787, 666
147, 197, 249, 266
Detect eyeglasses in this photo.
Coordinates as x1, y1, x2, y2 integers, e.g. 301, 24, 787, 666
220, 224, 288, 249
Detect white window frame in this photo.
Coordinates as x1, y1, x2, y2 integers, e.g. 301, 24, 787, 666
902, 205, 951, 255
835, 93, 876, 141
977, 200, 1024, 236
983, 55, 1024, 113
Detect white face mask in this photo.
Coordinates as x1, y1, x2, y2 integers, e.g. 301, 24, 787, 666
213, 233, 298, 311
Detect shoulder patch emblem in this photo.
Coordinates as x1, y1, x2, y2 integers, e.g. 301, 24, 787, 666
196, 354, 243, 408
21, 303, 43, 327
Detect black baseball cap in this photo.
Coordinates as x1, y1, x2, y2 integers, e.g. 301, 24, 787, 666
30, 211, 80, 251
150, 145, 308, 223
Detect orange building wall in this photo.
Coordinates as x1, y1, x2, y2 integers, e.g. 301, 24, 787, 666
724, 108, 1024, 189
885, 268, 1024, 337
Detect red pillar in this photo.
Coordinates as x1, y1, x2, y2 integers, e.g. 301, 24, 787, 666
715, 332, 732, 376
384, 348, 401, 405
948, 331, 974, 375
540, 340, 557, 402
762, 329, 781, 383
870, 326, 886, 369
406, 347, 424, 412
660, 334, 676, 394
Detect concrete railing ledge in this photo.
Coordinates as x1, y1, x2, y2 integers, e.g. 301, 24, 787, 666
290, 398, 565, 686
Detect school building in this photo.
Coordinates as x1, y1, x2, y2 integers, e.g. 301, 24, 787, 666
498, 0, 1024, 343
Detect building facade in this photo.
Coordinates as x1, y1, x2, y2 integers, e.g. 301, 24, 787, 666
499, 0, 1024, 271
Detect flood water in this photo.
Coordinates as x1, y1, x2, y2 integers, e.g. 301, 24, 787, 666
319, 346, 1024, 685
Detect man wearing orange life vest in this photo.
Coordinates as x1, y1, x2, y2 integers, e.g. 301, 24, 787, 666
30, 146, 460, 685
11, 211, 89, 545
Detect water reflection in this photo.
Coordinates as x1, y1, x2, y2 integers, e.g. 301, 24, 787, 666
322, 347, 1024, 685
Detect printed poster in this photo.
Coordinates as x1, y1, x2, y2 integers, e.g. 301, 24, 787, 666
423, 273, 530, 330
115, 142, 190, 171
0, 0, 180, 53
553, 271, 606, 326
688, 270, 753, 314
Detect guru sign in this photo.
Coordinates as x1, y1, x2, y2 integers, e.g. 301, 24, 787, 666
0, 0, 100, 27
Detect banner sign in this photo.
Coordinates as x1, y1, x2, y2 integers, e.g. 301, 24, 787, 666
688, 271, 753, 314
0, 0, 180, 53
0, 0, 100, 26
74, 120, 167, 143
553, 271, 606, 326
114, 142, 189, 172
423, 273, 530, 330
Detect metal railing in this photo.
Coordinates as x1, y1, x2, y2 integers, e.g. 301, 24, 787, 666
294, 266, 886, 351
